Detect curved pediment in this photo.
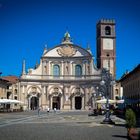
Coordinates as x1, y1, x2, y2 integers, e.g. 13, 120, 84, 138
43, 44, 92, 58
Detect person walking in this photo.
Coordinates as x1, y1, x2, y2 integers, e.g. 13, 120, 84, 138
47, 107, 50, 113
38, 106, 41, 117
54, 107, 56, 113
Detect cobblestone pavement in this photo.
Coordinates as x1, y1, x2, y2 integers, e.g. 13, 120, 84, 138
0, 110, 130, 140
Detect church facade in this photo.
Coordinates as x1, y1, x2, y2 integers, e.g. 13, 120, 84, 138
18, 19, 116, 110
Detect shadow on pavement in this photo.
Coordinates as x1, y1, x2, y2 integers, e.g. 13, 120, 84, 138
112, 135, 128, 139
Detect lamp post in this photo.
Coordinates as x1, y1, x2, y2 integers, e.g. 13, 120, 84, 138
100, 68, 115, 124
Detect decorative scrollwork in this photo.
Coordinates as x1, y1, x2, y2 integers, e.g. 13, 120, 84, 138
57, 45, 77, 57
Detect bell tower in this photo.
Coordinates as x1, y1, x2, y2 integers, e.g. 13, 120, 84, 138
96, 19, 116, 78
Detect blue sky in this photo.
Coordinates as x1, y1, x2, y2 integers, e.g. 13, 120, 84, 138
0, 0, 140, 79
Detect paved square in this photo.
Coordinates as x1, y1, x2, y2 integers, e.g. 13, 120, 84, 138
0, 111, 128, 140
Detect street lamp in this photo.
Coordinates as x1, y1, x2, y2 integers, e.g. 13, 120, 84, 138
100, 68, 115, 124
92, 91, 97, 115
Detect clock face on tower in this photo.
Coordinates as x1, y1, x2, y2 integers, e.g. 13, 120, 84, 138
103, 38, 113, 50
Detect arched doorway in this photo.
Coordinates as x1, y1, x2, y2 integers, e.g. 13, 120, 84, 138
30, 96, 38, 110
52, 96, 60, 109
75, 96, 82, 110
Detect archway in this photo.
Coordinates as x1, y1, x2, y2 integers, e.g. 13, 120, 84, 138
75, 96, 82, 110
30, 96, 39, 110
52, 96, 60, 109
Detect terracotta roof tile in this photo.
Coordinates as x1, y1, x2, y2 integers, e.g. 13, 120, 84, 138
2, 76, 19, 84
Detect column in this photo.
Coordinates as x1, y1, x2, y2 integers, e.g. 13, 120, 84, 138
47, 95, 50, 108
85, 61, 87, 75
71, 62, 74, 75
90, 59, 93, 74
42, 60, 44, 75
24, 86, 27, 104
81, 96, 85, 110
82, 61, 85, 75
60, 96, 63, 110
62, 85, 65, 109
19, 85, 22, 95
41, 86, 44, 106
61, 60, 64, 75
49, 61, 52, 75
50, 97, 52, 109
72, 97, 75, 110
84, 87, 89, 110
66, 61, 69, 75
70, 61, 73, 75
28, 96, 31, 110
